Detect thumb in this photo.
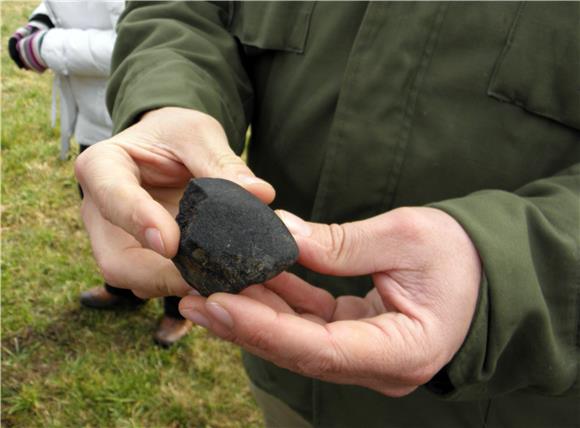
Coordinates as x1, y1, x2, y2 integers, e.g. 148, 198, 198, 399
142, 108, 276, 204
277, 211, 395, 276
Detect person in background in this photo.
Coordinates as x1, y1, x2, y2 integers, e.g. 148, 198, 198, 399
8, 0, 192, 348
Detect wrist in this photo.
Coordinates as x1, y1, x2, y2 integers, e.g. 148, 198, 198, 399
139, 107, 226, 145
141, 107, 220, 127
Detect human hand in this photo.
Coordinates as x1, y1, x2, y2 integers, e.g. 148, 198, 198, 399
178, 207, 481, 396
75, 107, 274, 298
8, 21, 50, 72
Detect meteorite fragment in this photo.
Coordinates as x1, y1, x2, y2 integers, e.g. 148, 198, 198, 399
172, 178, 299, 296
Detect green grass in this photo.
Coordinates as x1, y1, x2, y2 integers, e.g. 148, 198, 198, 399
1, 3, 261, 426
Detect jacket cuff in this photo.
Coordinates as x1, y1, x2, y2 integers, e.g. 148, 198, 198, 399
107, 52, 248, 153
425, 186, 578, 399
424, 272, 490, 399
29, 13, 54, 29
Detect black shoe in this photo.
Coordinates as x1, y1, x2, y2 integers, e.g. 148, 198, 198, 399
79, 286, 145, 310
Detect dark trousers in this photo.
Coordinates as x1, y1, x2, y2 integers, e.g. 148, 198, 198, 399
79, 144, 183, 320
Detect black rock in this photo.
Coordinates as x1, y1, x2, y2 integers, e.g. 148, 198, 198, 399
172, 178, 299, 297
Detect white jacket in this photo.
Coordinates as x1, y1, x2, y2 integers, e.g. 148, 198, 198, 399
34, 0, 124, 158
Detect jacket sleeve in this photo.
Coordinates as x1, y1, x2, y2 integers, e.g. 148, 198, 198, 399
106, 1, 253, 153
426, 162, 579, 399
40, 28, 116, 78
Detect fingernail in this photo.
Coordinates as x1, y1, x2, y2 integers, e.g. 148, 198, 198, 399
206, 301, 234, 329
278, 211, 311, 237
237, 174, 268, 186
188, 288, 201, 296
182, 308, 211, 329
145, 228, 165, 255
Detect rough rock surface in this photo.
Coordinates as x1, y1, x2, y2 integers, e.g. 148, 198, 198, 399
172, 178, 299, 296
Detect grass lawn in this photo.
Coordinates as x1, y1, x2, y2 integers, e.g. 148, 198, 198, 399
1, 3, 261, 426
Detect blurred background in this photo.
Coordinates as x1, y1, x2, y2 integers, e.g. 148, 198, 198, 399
1, 3, 260, 426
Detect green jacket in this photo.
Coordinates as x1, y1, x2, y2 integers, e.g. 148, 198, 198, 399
108, 2, 579, 427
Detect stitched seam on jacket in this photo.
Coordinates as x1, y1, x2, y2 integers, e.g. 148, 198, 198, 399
486, 1, 526, 97
309, 1, 380, 223
382, 4, 447, 211
485, 3, 580, 130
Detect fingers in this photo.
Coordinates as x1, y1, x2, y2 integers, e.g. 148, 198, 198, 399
331, 294, 379, 321
277, 210, 396, 276
81, 196, 191, 298
139, 107, 276, 204
76, 107, 278, 300
76, 143, 181, 258
179, 292, 427, 394
264, 273, 380, 322
177, 136, 275, 205
240, 284, 295, 315
263, 272, 336, 321
105, 248, 192, 299
180, 293, 338, 374
75, 108, 276, 260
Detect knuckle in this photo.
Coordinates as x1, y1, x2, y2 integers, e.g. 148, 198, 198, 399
210, 152, 245, 175
96, 183, 146, 237
96, 256, 119, 287
326, 223, 349, 264
390, 207, 429, 244
74, 142, 108, 184
93, 180, 115, 218
244, 328, 275, 353
74, 151, 88, 182
128, 197, 149, 232
172, 112, 224, 151
294, 346, 343, 379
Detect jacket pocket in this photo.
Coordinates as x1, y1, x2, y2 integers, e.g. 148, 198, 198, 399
487, 3, 580, 130
228, 2, 314, 54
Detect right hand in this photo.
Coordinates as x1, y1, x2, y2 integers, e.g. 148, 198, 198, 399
75, 107, 275, 298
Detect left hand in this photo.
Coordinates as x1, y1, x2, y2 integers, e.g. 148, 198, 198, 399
76, 107, 275, 299
8, 22, 49, 72
179, 207, 482, 396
